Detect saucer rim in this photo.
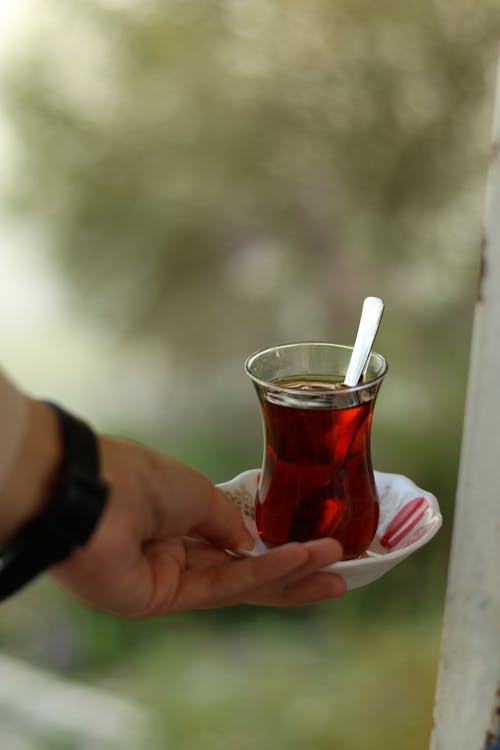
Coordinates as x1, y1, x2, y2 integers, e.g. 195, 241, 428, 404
218, 468, 442, 572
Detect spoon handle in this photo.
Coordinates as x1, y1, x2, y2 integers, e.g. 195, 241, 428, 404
344, 296, 384, 387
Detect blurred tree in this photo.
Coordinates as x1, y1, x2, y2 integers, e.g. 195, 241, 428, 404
2, 0, 498, 344
1, 0, 499, 460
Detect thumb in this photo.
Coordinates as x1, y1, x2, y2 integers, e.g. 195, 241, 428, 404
193, 485, 254, 551
144, 452, 253, 550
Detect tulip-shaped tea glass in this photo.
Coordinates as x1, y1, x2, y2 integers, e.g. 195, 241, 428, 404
245, 342, 388, 559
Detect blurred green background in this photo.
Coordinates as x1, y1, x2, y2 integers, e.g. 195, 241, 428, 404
1, 0, 499, 748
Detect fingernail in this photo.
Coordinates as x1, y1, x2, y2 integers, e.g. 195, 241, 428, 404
236, 530, 255, 551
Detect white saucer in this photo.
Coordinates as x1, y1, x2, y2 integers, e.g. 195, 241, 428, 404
217, 469, 442, 590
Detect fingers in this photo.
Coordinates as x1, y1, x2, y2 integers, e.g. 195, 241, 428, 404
248, 571, 347, 607
286, 571, 347, 602
217, 537, 346, 608
149, 537, 345, 614
148, 539, 309, 613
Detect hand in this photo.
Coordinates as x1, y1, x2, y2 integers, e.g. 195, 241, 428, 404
51, 437, 346, 617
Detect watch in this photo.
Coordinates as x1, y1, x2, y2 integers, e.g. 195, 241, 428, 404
0, 403, 109, 601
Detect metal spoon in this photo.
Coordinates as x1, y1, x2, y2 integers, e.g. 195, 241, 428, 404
343, 296, 384, 387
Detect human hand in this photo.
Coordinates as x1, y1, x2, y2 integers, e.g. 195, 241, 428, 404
51, 437, 346, 617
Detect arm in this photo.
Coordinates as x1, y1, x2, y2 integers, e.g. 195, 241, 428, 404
0, 399, 62, 541
0, 381, 346, 616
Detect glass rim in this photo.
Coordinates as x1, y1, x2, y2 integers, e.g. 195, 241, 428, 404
245, 341, 388, 395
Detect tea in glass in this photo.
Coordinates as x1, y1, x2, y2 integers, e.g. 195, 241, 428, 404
245, 343, 387, 559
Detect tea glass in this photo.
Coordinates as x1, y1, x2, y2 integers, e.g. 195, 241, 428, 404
245, 342, 388, 559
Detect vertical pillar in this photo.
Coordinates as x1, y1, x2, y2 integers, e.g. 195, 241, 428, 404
430, 51, 500, 749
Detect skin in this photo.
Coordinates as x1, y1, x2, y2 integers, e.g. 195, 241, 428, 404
0, 400, 346, 617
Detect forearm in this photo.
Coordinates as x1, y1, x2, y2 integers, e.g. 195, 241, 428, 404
0, 399, 63, 542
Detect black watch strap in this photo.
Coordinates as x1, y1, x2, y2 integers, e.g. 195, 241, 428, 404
0, 403, 109, 601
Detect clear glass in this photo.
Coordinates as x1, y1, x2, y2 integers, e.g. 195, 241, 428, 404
245, 342, 388, 559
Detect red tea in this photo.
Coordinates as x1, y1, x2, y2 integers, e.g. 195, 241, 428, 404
255, 375, 379, 558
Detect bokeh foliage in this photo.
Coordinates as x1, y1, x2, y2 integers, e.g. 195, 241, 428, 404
1, 0, 500, 747
3, 0, 498, 355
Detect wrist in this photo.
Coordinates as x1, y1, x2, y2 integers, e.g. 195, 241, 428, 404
0, 399, 63, 542
0, 402, 109, 601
